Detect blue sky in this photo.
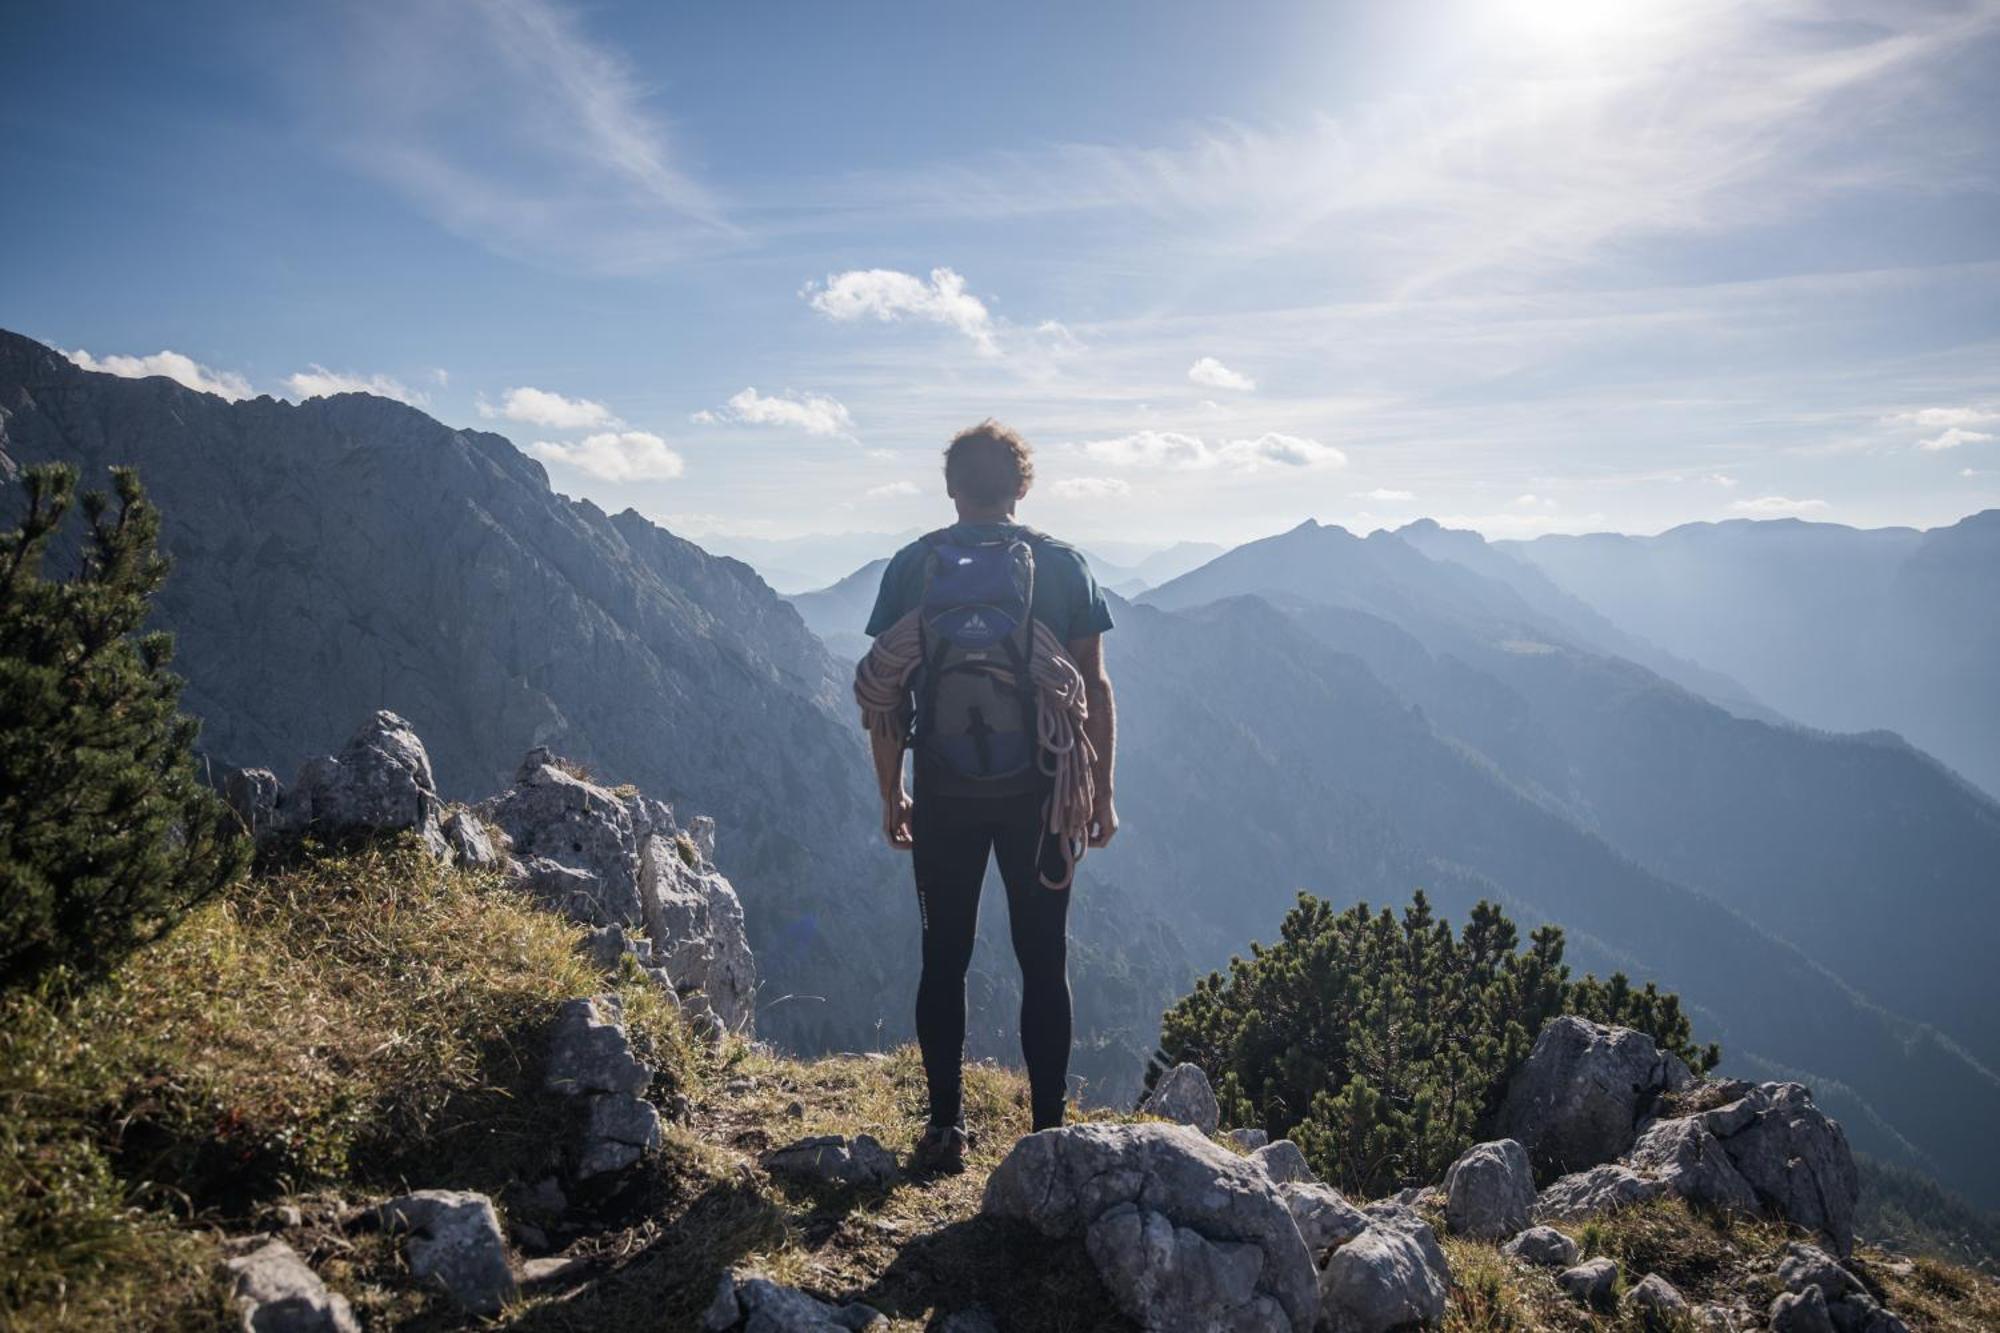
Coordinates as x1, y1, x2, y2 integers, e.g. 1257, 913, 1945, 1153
5, 0, 1999, 553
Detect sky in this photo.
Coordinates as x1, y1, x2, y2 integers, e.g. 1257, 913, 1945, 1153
4, 0, 1999, 556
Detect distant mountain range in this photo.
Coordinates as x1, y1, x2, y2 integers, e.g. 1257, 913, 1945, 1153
7, 326, 1996, 1207
1505, 516, 2000, 798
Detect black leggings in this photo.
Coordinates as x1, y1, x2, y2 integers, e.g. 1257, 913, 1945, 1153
911, 787, 1072, 1132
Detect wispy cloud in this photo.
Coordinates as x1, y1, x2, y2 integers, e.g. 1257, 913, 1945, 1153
66, 347, 252, 401
481, 386, 619, 430
1187, 356, 1255, 391
528, 430, 684, 480
1917, 427, 1995, 452
329, 0, 735, 272
1733, 495, 1829, 515
285, 365, 426, 406
866, 480, 920, 499
804, 267, 997, 354
1052, 476, 1133, 499
1077, 430, 1345, 472
695, 387, 854, 438
1356, 487, 1415, 501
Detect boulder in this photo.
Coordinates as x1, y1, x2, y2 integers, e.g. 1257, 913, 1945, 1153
1495, 1017, 1683, 1177
1537, 1164, 1664, 1220
1556, 1256, 1620, 1312
544, 995, 651, 1096
440, 808, 503, 868
1141, 1062, 1222, 1136
218, 1239, 360, 1333
982, 1123, 1317, 1332
1624, 1273, 1689, 1330
1704, 1083, 1858, 1255
1775, 1243, 1864, 1304
1442, 1138, 1535, 1239
762, 1135, 899, 1191
1771, 1286, 1837, 1333
1250, 1139, 1319, 1185
1500, 1225, 1578, 1268
1278, 1182, 1369, 1259
375, 1190, 516, 1315
574, 1092, 662, 1179
278, 711, 449, 859
1626, 1116, 1759, 1214
701, 1270, 885, 1331
1226, 1127, 1270, 1151
485, 761, 647, 924
640, 829, 756, 1032
1317, 1223, 1448, 1333
224, 768, 282, 840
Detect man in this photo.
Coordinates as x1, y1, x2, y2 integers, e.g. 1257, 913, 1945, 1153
861, 420, 1117, 1173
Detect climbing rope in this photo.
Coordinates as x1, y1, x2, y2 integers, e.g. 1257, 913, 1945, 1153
855, 609, 1096, 890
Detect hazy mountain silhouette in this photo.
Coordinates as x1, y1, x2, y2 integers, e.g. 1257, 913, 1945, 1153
1506, 515, 2000, 798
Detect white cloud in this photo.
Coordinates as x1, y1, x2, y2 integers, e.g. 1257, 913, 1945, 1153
1052, 476, 1133, 499
1732, 495, 1828, 515
431, 368, 450, 387
1037, 320, 1085, 353
866, 480, 920, 498
1707, 473, 1739, 488
66, 347, 252, 401
698, 387, 854, 438
285, 365, 426, 406
1511, 493, 1555, 508
330, 0, 734, 272
1890, 406, 1995, 428
1078, 429, 1345, 472
1963, 467, 1987, 478
1917, 427, 1994, 452
1356, 487, 1416, 501
527, 431, 684, 480
482, 385, 619, 430
804, 267, 997, 353
1187, 356, 1255, 391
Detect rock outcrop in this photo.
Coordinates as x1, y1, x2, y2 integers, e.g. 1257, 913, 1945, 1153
1318, 1210, 1450, 1333
374, 1190, 516, 1315
1141, 1062, 1221, 1136
218, 1239, 360, 1333
1442, 1138, 1535, 1239
982, 1123, 1318, 1332
702, 1271, 885, 1331
1494, 1016, 1691, 1178
762, 1134, 899, 1191
1501, 1224, 1577, 1268
1250, 1139, 1318, 1186
273, 711, 451, 859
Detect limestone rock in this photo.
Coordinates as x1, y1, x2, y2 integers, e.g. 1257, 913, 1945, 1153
544, 995, 651, 1096
1279, 1182, 1369, 1259
1776, 1243, 1864, 1304
1771, 1286, 1837, 1333
440, 808, 503, 868
277, 711, 449, 859
375, 1190, 516, 1315
1317, 1222, 1449, 1333
224, 768, 282, 840
982, 1123, 1317, 1332
218, 1238, 360, 1333
1501, 1225, 1578, 1268
1442, 1138, 1535, 1239
1626, 1116, 1759, 1214
640, 828, 756, 1033
762, 1134, 899, 1190
1142, 1063, 1221, 1137
1225, 1127, 1269, 1151
1624, 1273, 1689, 1330
1537, 1163, 1665, 1220
701, 1270, 885, 1331
1557, 1256, 1620, 1312
574, 1092, 662, 1179
1250, 1139, 1319, 1185
1704, 1083, 1858, 1255
484, 760, 647, 924
1495, 1017, 1682, 1178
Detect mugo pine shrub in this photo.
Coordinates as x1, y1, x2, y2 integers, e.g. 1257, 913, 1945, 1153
0, 464, 246, 993
1156, 890, 1719, 1197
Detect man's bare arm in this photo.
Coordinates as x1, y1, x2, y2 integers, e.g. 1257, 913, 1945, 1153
1068, 632, 1118, 847
871, 726, 913, 850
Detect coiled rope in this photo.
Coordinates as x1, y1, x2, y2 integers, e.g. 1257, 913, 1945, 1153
855, 609, 1096, 890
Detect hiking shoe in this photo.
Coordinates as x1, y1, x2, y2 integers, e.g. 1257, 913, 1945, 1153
911, 1122, 971, 1175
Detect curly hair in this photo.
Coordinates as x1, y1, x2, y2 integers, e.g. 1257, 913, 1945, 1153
943, 419, 1035, 507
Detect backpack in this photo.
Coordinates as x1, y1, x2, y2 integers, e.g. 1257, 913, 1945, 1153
911, 527, 1040, 786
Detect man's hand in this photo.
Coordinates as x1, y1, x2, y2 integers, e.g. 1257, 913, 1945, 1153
883, 789, 914, 851
1088, 791, 1118, 848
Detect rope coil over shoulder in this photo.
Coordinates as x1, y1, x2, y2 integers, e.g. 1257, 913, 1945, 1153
855, 608, 1096, 890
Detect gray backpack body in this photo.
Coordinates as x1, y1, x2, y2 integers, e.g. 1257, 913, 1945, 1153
912, 527, 1040, 789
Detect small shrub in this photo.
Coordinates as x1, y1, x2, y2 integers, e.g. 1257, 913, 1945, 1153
1155, 891, 1718, 1197
0, 464, 247, 995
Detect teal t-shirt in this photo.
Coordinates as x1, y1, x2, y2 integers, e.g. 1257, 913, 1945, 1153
864, 523, 1115, 644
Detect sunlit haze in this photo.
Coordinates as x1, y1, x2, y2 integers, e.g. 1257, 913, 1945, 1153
6, 0, 1997, 554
